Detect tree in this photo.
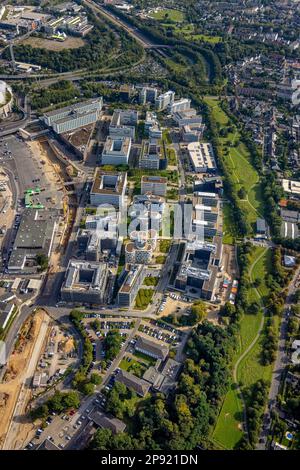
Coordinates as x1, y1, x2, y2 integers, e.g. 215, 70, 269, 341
190, 300, 207, 324
82, 382, 95, 396
90, 428, 113, 450
36, 253, 49, 272
90, 373, 102, 385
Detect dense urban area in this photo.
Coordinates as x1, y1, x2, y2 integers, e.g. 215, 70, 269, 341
0, 0, 299, 454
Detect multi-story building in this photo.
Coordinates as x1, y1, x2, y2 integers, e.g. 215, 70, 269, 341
61, 260, 110, 304
139, 87, 158, 105
90, 170, 127, 208
125, 229, 157, 265
139, 141, 167, 170
118, 264, 145, 307
155, 90, 175, 111
141, 175, 167, 197
109, 109, 138, 139
101, 136, 131, 166
172, 109, 202, 127
174, 237, 222, 301
43, 98, 103, 134
169, 98, 191, 114
135, 336, 169, 361
277, 78, 300, 106
187, 142, 217, 173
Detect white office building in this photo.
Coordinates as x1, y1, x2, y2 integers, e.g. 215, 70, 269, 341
101, 136, 131, 165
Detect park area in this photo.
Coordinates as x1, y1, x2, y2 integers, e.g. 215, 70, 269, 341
204, 97, 264, 239
212, 246, 273, 449
149, 8, 185, 22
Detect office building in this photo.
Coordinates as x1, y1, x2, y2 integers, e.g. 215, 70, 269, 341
139, 87, 158, 105
187, 142, 217, 173
172, 109, 202, 127
155, 90, 175, 111
141, 175, 167, 197
118, 264, 145, 307
61, 260, 110, 304
125, 229, 157, 265
169, 98, 191, 114
101, 136, 131, 165
115, 369, 150, 397
90, 170, 127, 208
43, 98, 103, 134
135, 336, 169, 361
174, 237, 222, 301
109, 109, 138, 139
139, 141, 167, 170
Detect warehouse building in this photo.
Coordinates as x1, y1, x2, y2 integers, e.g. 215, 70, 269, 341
61, 260, 110, 304
42, 98, 103, 134
8, 209, 57, 273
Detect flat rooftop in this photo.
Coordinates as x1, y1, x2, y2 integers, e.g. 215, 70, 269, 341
141, 175, 167, 184
44, 98, 102, 118
91, 170, 126, 195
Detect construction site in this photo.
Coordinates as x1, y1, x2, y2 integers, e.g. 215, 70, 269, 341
0, 309, 77, 450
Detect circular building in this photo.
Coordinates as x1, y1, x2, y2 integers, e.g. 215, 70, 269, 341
0, 81, 13, 118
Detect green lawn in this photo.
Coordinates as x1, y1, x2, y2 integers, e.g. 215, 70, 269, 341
150, 8, 185, 22
222, 202, 238, 244
212, 247, 271, 449
203, 97, 264, 234
212, 384, 243, 449
120, 356, 147, 378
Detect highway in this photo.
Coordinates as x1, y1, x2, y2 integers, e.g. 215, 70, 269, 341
256, 265, 300, 449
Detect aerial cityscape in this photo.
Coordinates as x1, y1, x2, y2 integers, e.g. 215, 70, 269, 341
0, 0, 299, 456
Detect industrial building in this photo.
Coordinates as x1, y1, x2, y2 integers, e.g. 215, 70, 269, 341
90, 170, 127, 208
118, 264, 145, 307
42, 98, 103, 134
187, 142, 217, 173
109, 109, 138, 139
155, 90, 175, 111
8, 209, 57, 273
61, 260, 110, 305
141, 175, 167, 197
101, 136, 131, 166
